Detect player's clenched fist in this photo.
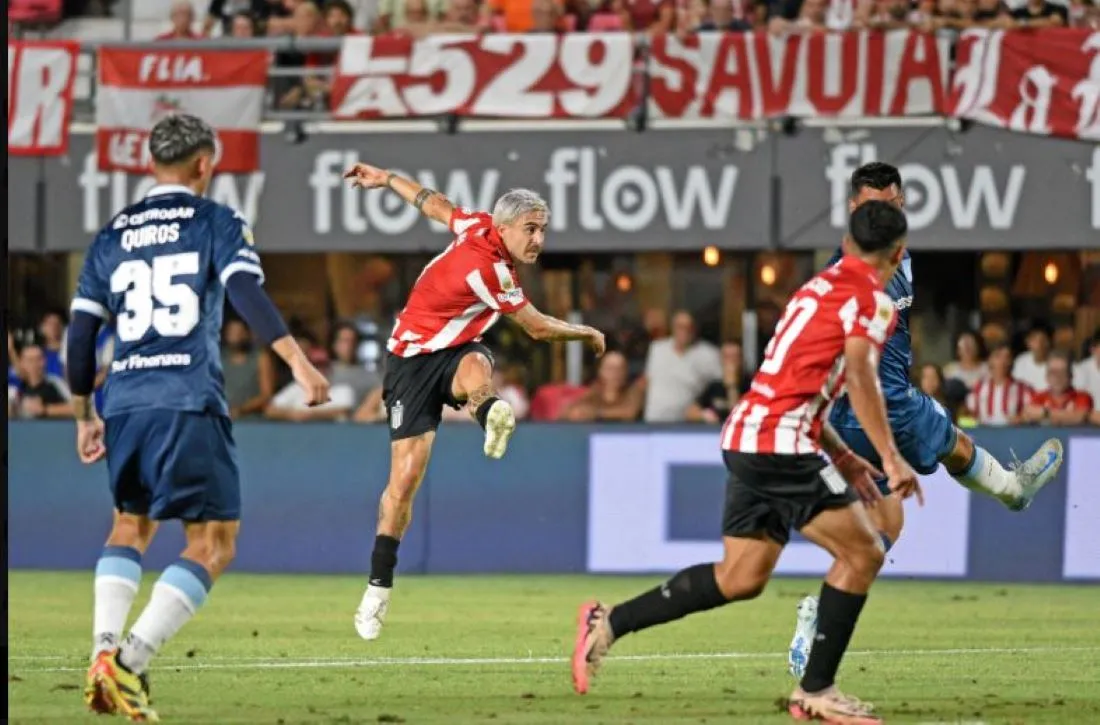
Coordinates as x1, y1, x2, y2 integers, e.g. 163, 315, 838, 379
76, 418, 106, 464
291, 358, 332, 407
585, 328, 607, 357
343, 163, 391, 189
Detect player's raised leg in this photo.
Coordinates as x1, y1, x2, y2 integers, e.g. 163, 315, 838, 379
574, 532, 782, 694
452, 350, 515, 459
788, 504, 886, 725
941, 428, 1062, 512
85, 511, 157, 714
356, 431, 434, 640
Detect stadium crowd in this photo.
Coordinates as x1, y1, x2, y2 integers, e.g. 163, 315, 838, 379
43, 0, 1100, 40
9, 307, 1100, 426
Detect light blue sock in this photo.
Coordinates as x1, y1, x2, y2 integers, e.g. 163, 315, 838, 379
93, 546, 142, 658
954, 446, 1019, 501
120, 559, 213, 675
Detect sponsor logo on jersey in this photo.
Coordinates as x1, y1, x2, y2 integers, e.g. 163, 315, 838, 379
111, 353, 193, 373
113, 206, 195, 229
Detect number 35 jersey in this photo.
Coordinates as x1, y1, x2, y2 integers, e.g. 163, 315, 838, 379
71, 184, 264, 419
721, 254, 898, 456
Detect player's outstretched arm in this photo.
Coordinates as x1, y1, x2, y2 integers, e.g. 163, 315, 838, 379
506, 304, 606, 356
224, 274, 331, 406
844, 336, 922, 504
343, 163, 454, 227
65, 310, 107, 464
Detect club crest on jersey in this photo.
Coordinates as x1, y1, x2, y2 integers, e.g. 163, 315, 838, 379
390, 400, 403, 430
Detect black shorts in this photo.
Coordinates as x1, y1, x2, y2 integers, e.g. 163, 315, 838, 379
722, 451, 857, 546
381, 342, 495, 441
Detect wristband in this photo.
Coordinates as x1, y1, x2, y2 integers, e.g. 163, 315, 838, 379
385, 171, 397, 188
832, 449, 853, 467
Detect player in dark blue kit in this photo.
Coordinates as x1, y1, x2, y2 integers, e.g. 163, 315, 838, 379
67, 114, 330, 722
786, 162, 1065, 678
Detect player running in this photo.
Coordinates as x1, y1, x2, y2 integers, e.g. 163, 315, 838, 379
573, 201, 919, 724
343, 163, 606, 641
785, 162, 1064, 679
69, 114, 330, 722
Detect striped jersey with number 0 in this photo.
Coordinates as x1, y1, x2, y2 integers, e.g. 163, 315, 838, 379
721, 255, 897, 455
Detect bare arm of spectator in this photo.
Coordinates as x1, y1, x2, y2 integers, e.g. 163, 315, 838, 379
1049, 395, 1092, 426
236, 351, 277, 418
45, 399, 74, 419
1013, 6, 1067, 28
596, 381, 644, 422
353, 386, 386, 423
203, 0, 223, 35
559, 387, 599, 422
1020, 402, 1047, 424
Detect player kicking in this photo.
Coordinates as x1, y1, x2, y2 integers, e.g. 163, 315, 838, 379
785, 162, 1064, 679
342, 163, 606, 641
574, 201, 920, 724
68, 115, 330, 722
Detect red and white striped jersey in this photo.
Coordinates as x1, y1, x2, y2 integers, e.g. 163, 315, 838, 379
721, 255, 897, 455
966, 378, 1033, 426
387, 208, 529, 358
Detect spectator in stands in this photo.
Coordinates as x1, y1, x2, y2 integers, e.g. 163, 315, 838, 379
934, 0, 977, 28
1010, 0, 1067, 26
323, 0, 361, 34
971, 0, 1015, 26
1073, 330, 1100, 422
966, 343, 1032, 426
328, 321, 382, 406
221, 319, 276, 419
616, 0, 675, 33
376, 0, 444, 32
686, 340, 751, 424
864, 0, 911, 28
481, 0, 564, 32
943, 330, 988, 390
264, 0, 299, 33
907, 0, 940, 28
15, 343, 72, 420
918, 363, 948, 409
1013, 323, 1051, 392
643, 310, 722, 423
496, 363, 531, 420
1069, 0, 1100, 28
1021, 350, 1093, 426
277, 1, 328, 109
265, 334, 356, 422
157, 0, 202, 39
692, 0, 754, 31
560, 351, 644, 422
37, 311, 66, 380
8, 331, 22, 394
229, 10, 260, 35
768, 0, 827, 34
204, 0, 269, 34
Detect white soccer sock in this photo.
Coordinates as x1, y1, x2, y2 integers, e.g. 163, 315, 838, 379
953, 446, 1021, 502
92, 547, 143, 660
120, 562, 211, 675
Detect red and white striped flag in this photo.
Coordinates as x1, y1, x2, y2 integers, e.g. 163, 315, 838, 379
96, 49, 268, 173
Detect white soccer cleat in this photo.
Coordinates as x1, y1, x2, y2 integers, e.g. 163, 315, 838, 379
483, 399, 516, 460
787, 595, 819, 678
354, 585, 391, 641
1008, 438, 1064, 512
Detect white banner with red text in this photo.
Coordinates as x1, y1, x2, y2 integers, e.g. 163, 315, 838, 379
647, 30, 951, 120
96, 48, 268, 173
330, 33, 639, 119
8, 40, 79, 156
951, 28, 1100, 142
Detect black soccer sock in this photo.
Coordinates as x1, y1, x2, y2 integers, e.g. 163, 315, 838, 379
799, 582, 868, 694
473, 396, 500, 430
368, 535, 401, 588
607, 563, 728, 639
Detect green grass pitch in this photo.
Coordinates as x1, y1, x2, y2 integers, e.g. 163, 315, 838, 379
8, 571, 1100, 723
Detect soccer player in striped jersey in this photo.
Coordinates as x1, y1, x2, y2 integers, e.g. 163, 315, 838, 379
342, 163, 606, 642
573, 201, 919, 724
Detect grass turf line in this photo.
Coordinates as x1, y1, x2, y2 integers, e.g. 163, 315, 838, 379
9, 572, 1100, 724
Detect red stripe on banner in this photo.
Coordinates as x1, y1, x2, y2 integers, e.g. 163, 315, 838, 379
7, 40, 79, 156
95, 128, 259, 173
98, 48, 269, 89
